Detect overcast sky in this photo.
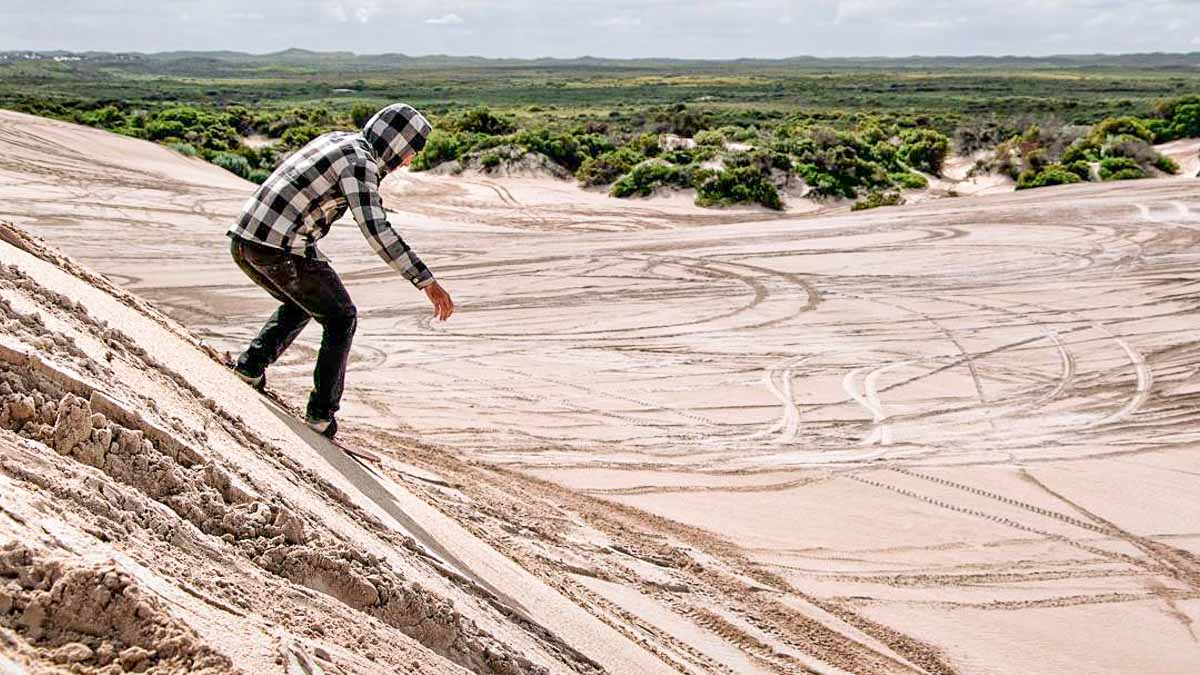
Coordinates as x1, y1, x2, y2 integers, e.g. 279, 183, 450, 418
3, 0, 1199, 59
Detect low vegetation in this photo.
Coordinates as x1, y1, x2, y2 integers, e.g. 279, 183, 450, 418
976, 105, 1193, 190
2, 51, 1197, 207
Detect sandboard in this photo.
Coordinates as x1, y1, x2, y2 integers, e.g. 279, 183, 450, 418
222, 353, 382, 463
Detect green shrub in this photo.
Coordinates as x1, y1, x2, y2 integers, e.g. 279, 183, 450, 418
660, 148, 696, 165
212, 152, 252, 179
350, 102, 374, 128
898, 128, 950, 175
167, 142, 197, 157
725, 126, 759, 142
629, 133, 662, 158
694, 129, 725, 147
1167, 103, 1200, 140
1099, 156, 1147, 181
447, 106, 515, 136
1106, 168, 1149, 181
889, 171, 928, 189
610, 160, 696, 198
248, 168, 272, 184
576, 147, 645, 187
784, 126, 896, 198
511, 128, 584, 170
573, 133, 616, 159
1148, 96, 1200, 141
146, 119, 186, 141
1024, 148, 1050, 172
411, 130, 471, 170
1101, 134, 1157, 164
656, 105, 708, 137
852, 190, 904, 211
281, 125, 322, 148
1154, 154, 1180, 174
1017, 165, 1083, 190
79, 105, 124, 129
480, 153, 501, 169
1064, 160, 1092, 181
1060, 139, 1098, 164
695, 166, 783, 210
1087, 117, 1154, 145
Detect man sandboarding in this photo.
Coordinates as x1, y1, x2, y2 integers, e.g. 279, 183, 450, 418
227, 103, 453, 440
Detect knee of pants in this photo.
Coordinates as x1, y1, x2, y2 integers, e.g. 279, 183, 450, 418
323, 304, 357, 335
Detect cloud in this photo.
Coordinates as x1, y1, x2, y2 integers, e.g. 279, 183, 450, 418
322, 2, 348, 22
595, 15, 643, 28
425, 13, 465, 25
834, 0, 903, 23
3, 0, 1200, 58
321, 1, 377, 24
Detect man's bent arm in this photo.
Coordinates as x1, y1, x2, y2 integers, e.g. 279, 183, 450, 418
340, 161, 435, 289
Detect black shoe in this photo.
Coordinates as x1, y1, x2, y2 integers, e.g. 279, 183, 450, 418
234, 366, 266, 391
306, 416, 338, 439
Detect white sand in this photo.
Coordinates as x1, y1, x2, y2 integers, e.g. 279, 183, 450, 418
3, 108, 1200, 673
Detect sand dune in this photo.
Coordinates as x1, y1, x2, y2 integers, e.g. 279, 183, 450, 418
3, 109, 1200, 673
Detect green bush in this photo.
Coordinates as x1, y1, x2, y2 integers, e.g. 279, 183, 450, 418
350, 102, 374, 128
514, 128, 584, 170
281, 125, 322, 148
629, 133, 662, 158
480, 153, 501, 169
1106, 168, 1149, 181
167, 142, 197, 157
695, 166, 783, 210
660, 148, 696, 165
1148, 96, 1200, 141
1087, 117, 1154, 145
852, 190, 904, 211
447, 106, 515, 136
656, 105, 708, 137
1099, 156, 1147, 181
898, 128, 950, 175
146, 119, 186, 141
576, 147, 645, 187
212, 152, 252, 179
694, 129, 725, 147
1064, 160, 1092, 181
782, 126, 897, 198
573, 132, 616, 159
411, 130, 471, 170
1024, 148, 1050, 172
79, 105, 124, 128
1060, 139, 1098, 164
1167, 103, 1200, 140
1016, 165, 1083, 190
889, 171, 928, 189
1154, 154, 1180, 174
611, 160, 697, 198
248, 168, 272, 184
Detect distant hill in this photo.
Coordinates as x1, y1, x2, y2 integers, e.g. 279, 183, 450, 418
3, 49, 1200, 71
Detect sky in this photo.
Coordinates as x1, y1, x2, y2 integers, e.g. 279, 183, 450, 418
2, 0, 1199, 59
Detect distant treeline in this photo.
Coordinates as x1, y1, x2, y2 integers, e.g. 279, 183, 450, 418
4, 49, 1200, 70
1, 50, 1197, 210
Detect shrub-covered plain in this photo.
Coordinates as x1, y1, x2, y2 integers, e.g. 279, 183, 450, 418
2, 51, 1196, 204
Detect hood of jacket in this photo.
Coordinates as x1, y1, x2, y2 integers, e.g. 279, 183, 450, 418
361, 103, 432, 172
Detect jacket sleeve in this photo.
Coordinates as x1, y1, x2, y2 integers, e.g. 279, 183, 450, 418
339, 159, 435, 289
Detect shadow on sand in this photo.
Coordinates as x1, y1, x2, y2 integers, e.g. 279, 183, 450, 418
263, 400, 530, 616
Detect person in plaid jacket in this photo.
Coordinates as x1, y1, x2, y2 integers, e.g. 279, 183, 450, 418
227, 102, 454, 438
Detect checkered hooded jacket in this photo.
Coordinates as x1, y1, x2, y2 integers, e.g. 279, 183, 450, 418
228, 103, 435, 288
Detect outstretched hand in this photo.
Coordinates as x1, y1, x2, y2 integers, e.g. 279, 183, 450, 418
424, 281, 454, 321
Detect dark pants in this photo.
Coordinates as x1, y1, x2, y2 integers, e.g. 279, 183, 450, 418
230, 237, 357, 421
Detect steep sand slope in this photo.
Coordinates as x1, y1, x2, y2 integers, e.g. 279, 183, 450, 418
4, 109, 1200, 674
0, 118, 671, 675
